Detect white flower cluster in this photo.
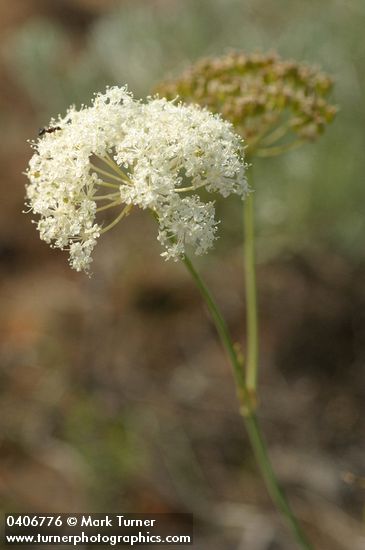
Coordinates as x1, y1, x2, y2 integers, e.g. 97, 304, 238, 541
26, 86, 248, 272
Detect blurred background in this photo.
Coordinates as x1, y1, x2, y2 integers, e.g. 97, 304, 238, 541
0, 1, 365, 548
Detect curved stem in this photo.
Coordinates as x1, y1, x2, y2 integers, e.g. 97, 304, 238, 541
261, 121, 291, 146
183, 255, 313, 549
100, 204, 132, 234
243, 192, 259, 398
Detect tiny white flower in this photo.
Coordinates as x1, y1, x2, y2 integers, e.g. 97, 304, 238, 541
25, 86, 248, 272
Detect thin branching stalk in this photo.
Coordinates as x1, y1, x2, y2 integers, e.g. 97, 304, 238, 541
256, 140, 304, 157
96, 199, 122, 212
103, 153, 134, 184
94, 180, 120, 190
90, 163, 125, 184
100, 204, 132, 234
261, 121, 292, 147
93, 193, 120, 201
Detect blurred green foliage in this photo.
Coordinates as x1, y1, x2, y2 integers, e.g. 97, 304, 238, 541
64, 396, 148, 507
3, 0, 365, 256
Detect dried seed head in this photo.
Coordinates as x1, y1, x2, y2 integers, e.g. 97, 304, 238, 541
155, 51, 337, 157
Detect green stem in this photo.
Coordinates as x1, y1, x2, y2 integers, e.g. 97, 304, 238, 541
96, 199, 122, 212
256, 139, 304, 157
243, 192, 259, 396
183, 255, 245, 393
183, 255, 313, 549
245, 413, 313, 549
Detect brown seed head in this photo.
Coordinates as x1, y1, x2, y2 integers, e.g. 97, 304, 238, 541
155, 51, 337, 157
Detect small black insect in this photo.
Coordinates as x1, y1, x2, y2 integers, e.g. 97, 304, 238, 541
38, 126, 61, 137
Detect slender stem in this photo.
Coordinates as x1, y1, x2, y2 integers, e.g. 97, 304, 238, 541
93, 193, 120, 201
245, 114, 281, 154
183, 256, 246, 393
183, 255, 313, 549
96, 199, 122, 212
261, 121, 291, 146
243, 192, 259, 397
176, 182, 206, 193
94, 180, 120, 190
245, 413, 313, 549
100, 204, 132, 234
256, 140, 304, 157
90, 163, 125, 184
103, 153, 134, 185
